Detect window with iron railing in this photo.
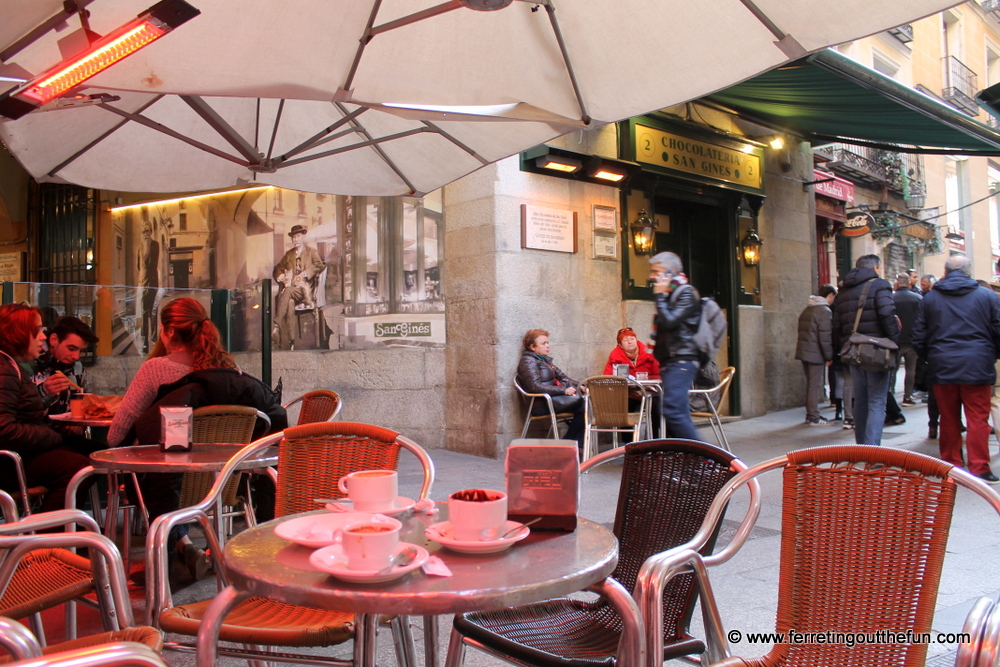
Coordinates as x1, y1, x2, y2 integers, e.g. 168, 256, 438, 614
942, 55, 979, 116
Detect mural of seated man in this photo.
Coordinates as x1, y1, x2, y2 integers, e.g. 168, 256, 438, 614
273, 224, 324, 349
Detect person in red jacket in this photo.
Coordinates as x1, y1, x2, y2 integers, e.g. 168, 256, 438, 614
603, 328, 661, 437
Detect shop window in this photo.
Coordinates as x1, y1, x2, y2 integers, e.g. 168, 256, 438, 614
298, 193, 307, 217
178, 212, 187, 231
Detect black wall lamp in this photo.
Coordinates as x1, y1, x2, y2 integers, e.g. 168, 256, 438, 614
741, 228, 762, 267
630, 210, 658, 256
521, 145, 639, 186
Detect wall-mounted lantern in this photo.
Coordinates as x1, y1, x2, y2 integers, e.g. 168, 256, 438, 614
630, 210, 657, 256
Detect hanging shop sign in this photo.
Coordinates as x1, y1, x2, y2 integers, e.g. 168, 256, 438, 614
815, 196, 847, 222
813, 170, 855, 203
840, 212, 874, 237
521, 204, 578, 253
902, 221, 936, 240
631, 122, 763, 192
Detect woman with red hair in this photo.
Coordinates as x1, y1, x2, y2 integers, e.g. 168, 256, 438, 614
0, 303, 91, 513
603, 327, 661, 438
109, 297, 239, 578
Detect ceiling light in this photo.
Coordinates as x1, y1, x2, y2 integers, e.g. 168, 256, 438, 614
0, 0, 200, 120
536, 154, 582, 173
109, 186, 270, 212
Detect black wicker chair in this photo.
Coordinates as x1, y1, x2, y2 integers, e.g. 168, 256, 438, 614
446, 438, 754, 667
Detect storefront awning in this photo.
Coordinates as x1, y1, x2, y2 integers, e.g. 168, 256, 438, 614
707, 49, 1000, 156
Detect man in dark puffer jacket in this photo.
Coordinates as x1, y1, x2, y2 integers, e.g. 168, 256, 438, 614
832, 254, 899, 446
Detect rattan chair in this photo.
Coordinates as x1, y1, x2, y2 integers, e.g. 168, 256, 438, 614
447, 439, 761, 667
638, 445, 1000, 667
283, 390, 342, 425
580, 376, 645, 462
148, 422, 436, 667
0, 632, 167, 667
514, 376, 577, 439
689, 367, 735, 452
0, 492, 162, 654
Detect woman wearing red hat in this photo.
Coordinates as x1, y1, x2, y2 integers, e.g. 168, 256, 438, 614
603, 327, 661, 437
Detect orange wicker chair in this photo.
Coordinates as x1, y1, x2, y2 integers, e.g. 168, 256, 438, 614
148, 422, 435, 667
283, 390, 342, 425
0, 623, 166, 667
0, 492, 162, 654
636, 445, 1000, 667
580, 376, 645, 462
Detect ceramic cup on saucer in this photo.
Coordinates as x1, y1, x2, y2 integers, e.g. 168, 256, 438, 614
340, 515, 401, 570
449, 489, 508, 541
338, 470, 398, 512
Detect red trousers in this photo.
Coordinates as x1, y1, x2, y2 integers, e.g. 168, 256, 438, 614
933, 384, 993, 475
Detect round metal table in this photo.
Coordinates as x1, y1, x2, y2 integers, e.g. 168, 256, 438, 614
198, 508, 618, 667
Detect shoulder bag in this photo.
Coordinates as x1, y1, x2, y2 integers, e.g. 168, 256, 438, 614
840, 279, 899, 373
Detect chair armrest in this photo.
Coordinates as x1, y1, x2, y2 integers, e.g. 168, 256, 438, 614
0, 508, 100, 535
956, 597, 995, 667
586, 577, 645, 667
397, 435, 435, 500
634, 547, 731, 666
5, 642, 169, 667
0, 616, 42, 660
0, 490, 18, 523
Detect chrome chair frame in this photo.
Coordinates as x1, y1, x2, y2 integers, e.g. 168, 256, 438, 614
514, 376, 575, 439
635, 449, 1000, 667
688, 367, 735, 452
283, 390, 343, 425
0, 640, 169, 667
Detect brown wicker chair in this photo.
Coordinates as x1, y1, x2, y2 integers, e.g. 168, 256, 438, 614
447, 439, 759, 667
283, 390, 342, 425
0, 492, 162, 654
149, 422, 436, 667
580, 376, 645, 462
638, 445, 1000, 667
689, 367, 735, 452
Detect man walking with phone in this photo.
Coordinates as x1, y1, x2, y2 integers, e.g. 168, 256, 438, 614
649, 251, 702, 441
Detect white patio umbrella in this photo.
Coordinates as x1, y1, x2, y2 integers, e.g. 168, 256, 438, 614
0, 0, 965, 195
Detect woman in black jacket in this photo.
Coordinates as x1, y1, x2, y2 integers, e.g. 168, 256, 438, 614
516, 329, 585, 447
0, 303, 91, 514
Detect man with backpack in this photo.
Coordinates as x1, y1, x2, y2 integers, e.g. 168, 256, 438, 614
649, 251, 705, 441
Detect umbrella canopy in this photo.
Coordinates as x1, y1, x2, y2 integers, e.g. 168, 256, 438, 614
0, 0, 966, 195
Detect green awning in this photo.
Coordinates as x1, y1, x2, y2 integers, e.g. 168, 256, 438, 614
707, 49, 1000, 155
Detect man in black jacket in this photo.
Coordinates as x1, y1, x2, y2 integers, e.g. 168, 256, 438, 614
892, 274, 922, 406
912, 255, 1000, 483
832, 254, 899, 446
650, 251, 702, 441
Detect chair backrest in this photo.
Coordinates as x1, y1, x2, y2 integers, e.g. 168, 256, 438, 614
295, 390, 341, 425
712, 366, 735, 409
179, 406, 265, 508
583, 439, 740, 647
273, 421, 435, 517
768, 446, 956, 666
583, 376, 631, 427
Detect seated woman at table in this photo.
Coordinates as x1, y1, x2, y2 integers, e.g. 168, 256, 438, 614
0, 303, 93, 514
109, 297, 243, 578
603, 327, 661, 438
517, 329, 585, 448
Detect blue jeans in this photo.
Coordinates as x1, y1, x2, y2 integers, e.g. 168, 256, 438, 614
852, 368, 889, 445
661, 359, 701, 441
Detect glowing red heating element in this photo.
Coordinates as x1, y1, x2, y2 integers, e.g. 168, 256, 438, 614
19, 22, 168, 106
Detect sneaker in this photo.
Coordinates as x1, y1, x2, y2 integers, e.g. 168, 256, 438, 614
842, 419, 854, 430
901, 398, 916, 407
885, 415, 906, 426
928, 427, 937, 439
979, 471, 1000, 484
807, 417, 831, 426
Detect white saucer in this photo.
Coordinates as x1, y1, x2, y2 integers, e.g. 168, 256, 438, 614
424, 520, 530, 554
275, 513, 367, 548
309, 542, 429, 583
325, 496, 416, 517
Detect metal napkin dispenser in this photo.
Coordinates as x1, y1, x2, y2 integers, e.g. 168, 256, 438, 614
505, 439, 579, 531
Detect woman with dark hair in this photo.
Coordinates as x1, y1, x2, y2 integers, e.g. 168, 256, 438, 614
0, 303, 91, 513
109, 297, 242, 579
516, 329, 585, 448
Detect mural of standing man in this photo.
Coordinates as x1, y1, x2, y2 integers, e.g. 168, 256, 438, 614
137, 222, 159, 352
273, 224, 324, 349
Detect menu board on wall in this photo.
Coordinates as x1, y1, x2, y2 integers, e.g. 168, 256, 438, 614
521, 205, 577, 253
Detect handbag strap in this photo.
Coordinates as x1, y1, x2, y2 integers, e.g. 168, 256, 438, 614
851, 279, 875, 336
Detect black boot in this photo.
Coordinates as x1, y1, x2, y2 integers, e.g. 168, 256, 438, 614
832, 398, 842, 421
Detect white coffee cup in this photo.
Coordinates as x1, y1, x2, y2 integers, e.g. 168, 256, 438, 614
338, 470, 398, 512
449, 489, 508, 541
339, 515, 401, 570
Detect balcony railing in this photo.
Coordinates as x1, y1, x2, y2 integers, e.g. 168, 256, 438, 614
888, 24, 913, 43
815, 143, 925, 199
942, 55, 979, 116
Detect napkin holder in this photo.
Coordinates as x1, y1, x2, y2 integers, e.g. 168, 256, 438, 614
505, 439, 579, 531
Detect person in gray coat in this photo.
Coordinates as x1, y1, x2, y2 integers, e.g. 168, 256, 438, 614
795, 284, 836, 425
